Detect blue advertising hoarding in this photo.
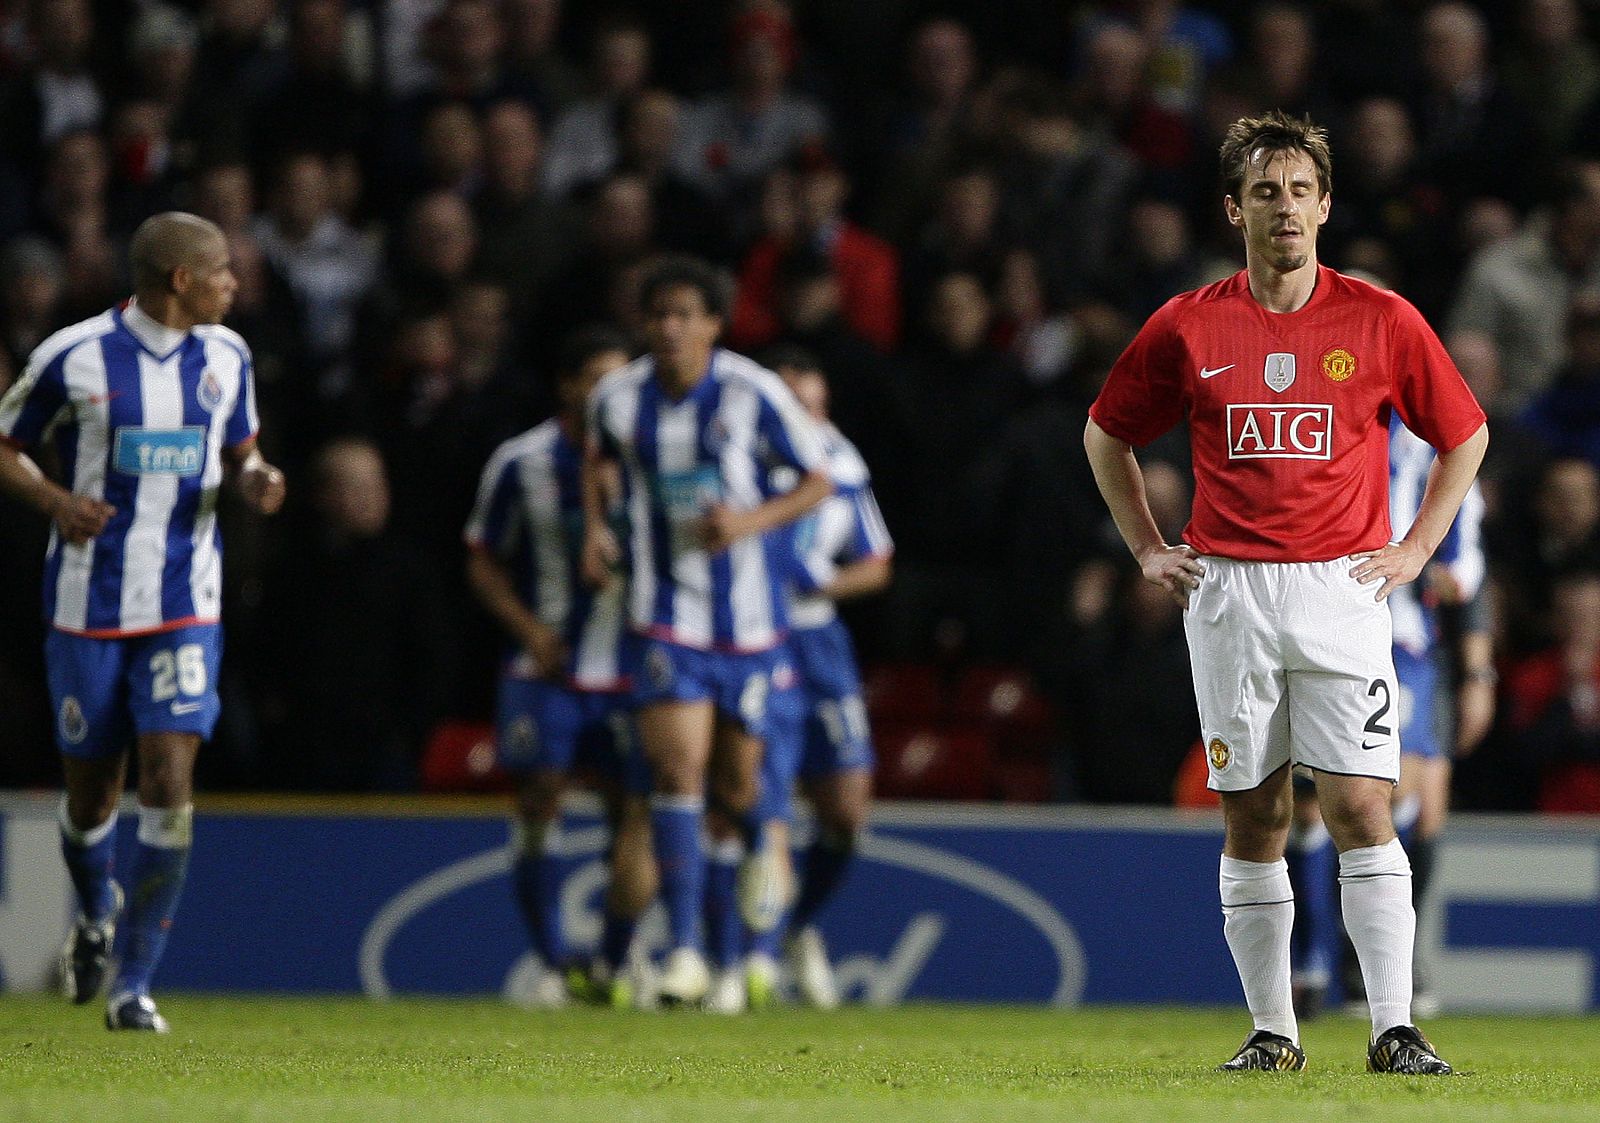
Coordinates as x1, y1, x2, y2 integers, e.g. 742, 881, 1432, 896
1, 795, 1595, 1010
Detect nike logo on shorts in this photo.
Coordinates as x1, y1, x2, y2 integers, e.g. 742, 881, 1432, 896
1361, 740, 1385, 751
1199, 364, 1236, 379
170, 701, 204, 715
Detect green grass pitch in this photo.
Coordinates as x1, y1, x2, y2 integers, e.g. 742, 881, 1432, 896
4, 997, 1599, 1122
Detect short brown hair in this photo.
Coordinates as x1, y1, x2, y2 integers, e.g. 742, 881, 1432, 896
129, 211, 225, 294
1219, 111, 1332, 201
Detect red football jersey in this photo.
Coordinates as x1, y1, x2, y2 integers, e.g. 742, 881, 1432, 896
1090, 266, 1486, 562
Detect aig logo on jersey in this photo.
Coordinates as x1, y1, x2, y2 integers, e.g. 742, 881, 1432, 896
1226, 404, 1333, 460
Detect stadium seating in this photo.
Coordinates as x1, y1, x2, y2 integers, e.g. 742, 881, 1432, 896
864, 663, 1058, 801
420, 722, 514, 793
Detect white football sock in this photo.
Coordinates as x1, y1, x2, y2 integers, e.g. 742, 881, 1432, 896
1339, 838, 1415, 1038
1220, 855, 1298, 1042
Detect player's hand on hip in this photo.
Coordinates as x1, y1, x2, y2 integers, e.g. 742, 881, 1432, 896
1137, 543, 1204, 609
1350, 540, 1427, 602
53, 492, 115, 545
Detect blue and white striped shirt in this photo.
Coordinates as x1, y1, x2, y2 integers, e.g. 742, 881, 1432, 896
1388, 416, 1485, 657
785, 423, 894, 631
465, 418, 628, 690
0, 301, 258, 637
588, 348, 828, 652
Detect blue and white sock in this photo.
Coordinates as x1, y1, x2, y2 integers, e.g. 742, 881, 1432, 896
511, 818, 568, 968
113, 804, 192, 998
651, 793, 705, 952
58, 799, 119, 922
703, 835, 745, 970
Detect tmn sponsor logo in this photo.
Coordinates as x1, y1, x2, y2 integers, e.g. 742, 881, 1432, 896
1226, 403, 1332, 460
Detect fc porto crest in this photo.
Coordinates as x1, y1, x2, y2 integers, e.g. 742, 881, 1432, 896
1321, 347, 1357, 383
505, 715, 537, 756
646, 645, 675, 690
702, 416, 730, 455
1263, 353, 1296, 393
196, 368, 225, 412
59, 696, 88, 745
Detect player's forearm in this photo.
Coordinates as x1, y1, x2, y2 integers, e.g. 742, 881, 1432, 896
824, 554, 893, 602
1083, 418, 1167, 561
1402, 424, 1488, 560
0, 441, 67, 516
580, 448, 609, 533
466, 549, 548, 644
749, 470, 833, 536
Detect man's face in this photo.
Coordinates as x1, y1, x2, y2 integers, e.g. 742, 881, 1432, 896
643, 283, 720, 372
562, 348, 629, 413
177, 236, 238, 324
1226, 147, 1329, 274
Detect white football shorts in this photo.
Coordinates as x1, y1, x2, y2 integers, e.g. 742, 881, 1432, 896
1184, 554, 1400, 792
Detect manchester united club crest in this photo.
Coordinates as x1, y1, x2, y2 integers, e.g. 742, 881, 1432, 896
1264, 352, 1296, 393
1208, 737, 1231, 770
1321, 347, 1357, 383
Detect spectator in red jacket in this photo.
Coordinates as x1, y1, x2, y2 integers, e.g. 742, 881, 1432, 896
730, 145, 900, 352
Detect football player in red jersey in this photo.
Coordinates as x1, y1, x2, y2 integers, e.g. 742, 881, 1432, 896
1085, 112, 1486, 1075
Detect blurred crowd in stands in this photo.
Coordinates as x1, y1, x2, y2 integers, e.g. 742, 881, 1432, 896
3, 0, 1600, 813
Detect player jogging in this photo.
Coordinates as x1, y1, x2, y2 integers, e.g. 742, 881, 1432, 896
746, 347, 892, 1008
465, 325, 655, 1008
583, 256, 831, 1006
0, 212, 286, 1032
1085, 112, 1486, 1075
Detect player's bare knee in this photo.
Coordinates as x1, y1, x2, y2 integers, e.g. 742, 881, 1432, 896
652, 756, 703, 797
709, 760, 759, 815
1318, 789, 1396, 851
65, 788, 119, 831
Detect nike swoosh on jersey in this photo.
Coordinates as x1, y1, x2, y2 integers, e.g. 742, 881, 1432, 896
1199, 364, 1236, 379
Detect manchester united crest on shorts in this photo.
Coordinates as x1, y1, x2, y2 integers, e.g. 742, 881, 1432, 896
1208, 736, 1231, 770
1263, 353, 1296, 392
1321, 347, 1357, 383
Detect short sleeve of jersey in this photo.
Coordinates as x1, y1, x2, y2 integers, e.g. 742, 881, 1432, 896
845, 485, 894, 561
224, 338, 260, 449
464, 447, 523, 556
1089, 299, 1187, 446
1387, 297, 1485, 453
756, 379, 828, 473
787, 521, 831, 593
0, 346, 71, 448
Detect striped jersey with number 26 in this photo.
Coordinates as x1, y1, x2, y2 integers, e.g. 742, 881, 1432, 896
0, 302, 258, 638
